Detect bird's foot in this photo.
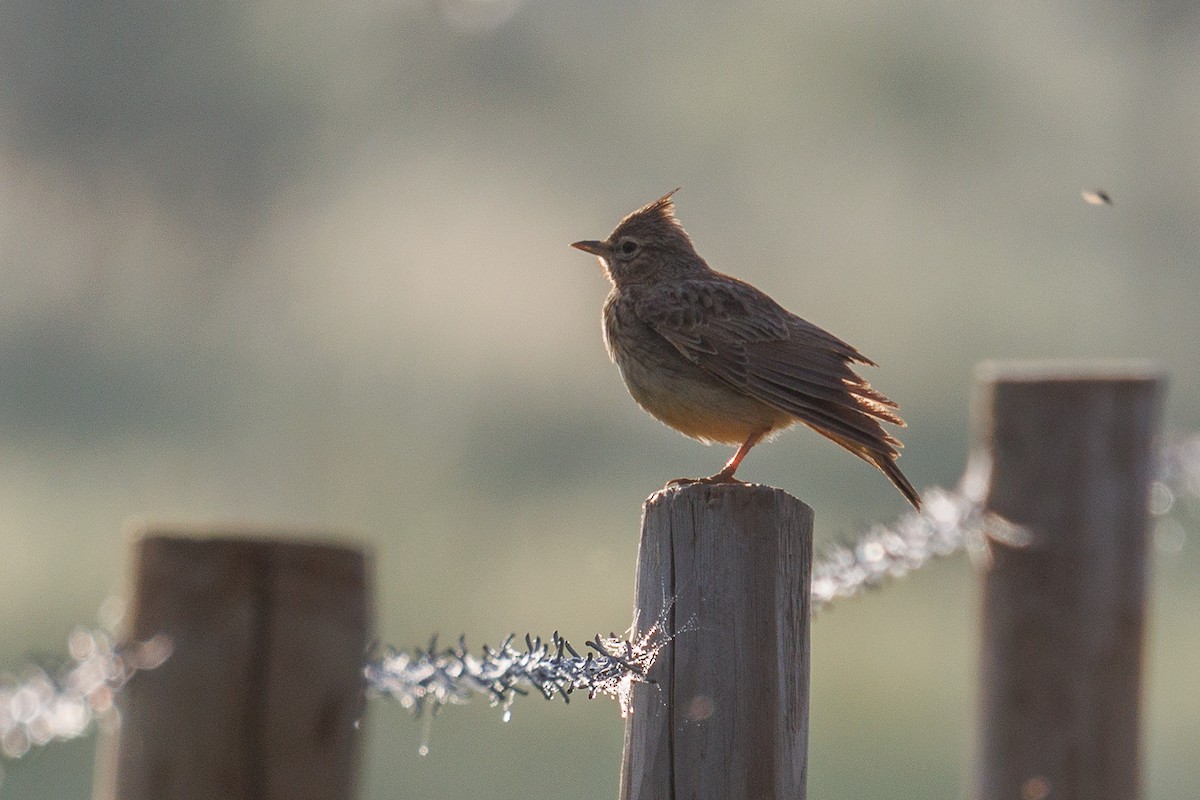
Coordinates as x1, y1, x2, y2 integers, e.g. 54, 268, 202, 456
664, 471, 745, 488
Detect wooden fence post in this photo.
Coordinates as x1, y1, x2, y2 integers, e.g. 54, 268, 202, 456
94, 531, 371, 800
973, 362, 1165, 800
619, 483, 813, 800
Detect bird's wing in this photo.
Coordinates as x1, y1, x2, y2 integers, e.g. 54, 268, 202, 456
633, 276, 910, 458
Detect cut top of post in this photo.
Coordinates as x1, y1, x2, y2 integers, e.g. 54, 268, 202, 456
975, 359, 1165, 384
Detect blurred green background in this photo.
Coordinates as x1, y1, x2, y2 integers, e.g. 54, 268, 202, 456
2, 1, 1198, 797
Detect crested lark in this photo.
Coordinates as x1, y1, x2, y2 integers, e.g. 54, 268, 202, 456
571, 190, 920, 508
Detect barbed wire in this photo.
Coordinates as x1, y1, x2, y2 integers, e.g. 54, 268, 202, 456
365, 621, 669, 731
0, 629, 170, 760
1154, 433, 1200, 516
812, 432, 1200, 610
3, 433, 1196, 763
811, 463, 989, 613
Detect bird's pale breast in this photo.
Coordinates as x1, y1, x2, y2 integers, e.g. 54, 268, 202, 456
603, 290, 792, 445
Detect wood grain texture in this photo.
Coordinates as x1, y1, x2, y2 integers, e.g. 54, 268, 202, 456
973, 363, 1165, 800
620, 483, 813, 800
97, 532, 370, 800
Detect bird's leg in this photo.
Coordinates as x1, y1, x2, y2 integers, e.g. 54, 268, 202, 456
668, 431, 765, 487
707, 431, 765, 482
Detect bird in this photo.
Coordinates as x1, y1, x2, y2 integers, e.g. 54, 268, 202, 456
571, 189, 920, 509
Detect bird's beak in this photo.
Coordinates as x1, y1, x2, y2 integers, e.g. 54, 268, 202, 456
570, 240, 608, 257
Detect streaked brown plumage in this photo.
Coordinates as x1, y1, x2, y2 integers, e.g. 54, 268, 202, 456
571, 189, 920, 508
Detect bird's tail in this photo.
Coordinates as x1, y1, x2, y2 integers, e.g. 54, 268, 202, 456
806, 427, 921, 509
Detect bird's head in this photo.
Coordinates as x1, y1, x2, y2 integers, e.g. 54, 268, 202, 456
571, 189, 706, 286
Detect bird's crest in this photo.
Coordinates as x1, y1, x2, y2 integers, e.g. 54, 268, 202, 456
616, 188, 685, 237
633, 188, 680, 221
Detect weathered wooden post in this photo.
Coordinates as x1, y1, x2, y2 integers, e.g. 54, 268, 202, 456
620, 483, 813, 800
94, 531, 370, 800
973, 362, 1165, 800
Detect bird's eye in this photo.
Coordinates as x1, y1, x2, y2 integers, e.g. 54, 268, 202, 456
617, 239, 640, 257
